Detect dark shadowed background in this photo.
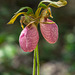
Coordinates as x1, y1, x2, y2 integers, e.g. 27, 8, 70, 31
0, 0, 75, 75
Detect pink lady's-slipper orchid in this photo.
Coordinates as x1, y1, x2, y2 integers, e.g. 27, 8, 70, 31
8, 0, 67, 52
8, 0, 67, 75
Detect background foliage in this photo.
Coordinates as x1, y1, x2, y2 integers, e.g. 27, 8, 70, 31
0, 0, 75, 75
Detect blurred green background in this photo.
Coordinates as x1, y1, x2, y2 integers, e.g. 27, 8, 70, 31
0, 0, 75, 75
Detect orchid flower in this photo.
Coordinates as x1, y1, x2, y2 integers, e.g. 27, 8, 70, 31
8, 0, 67, 52
8, 0, 67, 75
18, 7, 59, 52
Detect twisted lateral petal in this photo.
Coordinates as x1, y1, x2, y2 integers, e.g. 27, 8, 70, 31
19, 24, 39, 52
40, 18, 58, 44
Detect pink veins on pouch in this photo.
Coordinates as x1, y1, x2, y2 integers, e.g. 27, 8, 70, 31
40, 18, 58, 44
19, 24, 39, 52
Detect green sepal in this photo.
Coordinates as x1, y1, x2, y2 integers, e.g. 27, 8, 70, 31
48, 0, 67, 8
35, 7, 42, 18
15, 7, 34, 15
39, 0, 67, 8
38, 2, 47, 8
35, 3, 47, 18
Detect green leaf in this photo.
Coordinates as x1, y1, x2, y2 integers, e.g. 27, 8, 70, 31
15, 7, 34, 15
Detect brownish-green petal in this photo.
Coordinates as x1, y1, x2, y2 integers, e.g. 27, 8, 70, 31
8, 12, 26, 24
15, 7, 34, 15
38, 0, 67, 8
35, 7, 42, 18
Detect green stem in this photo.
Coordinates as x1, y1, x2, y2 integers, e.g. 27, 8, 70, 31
36, 44, 40, 75
33, 44, 40, 75
33, 47, 36, 75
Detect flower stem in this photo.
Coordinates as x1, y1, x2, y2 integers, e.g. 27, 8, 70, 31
33, 44, 39, 75
36, 44, 40, 75
33, 47, 36, 75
